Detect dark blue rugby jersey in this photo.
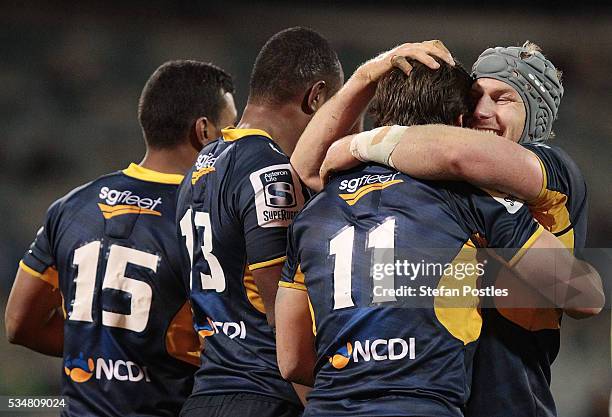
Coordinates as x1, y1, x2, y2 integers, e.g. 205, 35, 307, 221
176, 128, 306, 405
20, 164, 200, 417
281, 164, 544, 417
467, 143, 588, 417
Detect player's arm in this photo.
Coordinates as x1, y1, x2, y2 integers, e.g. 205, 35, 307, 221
275, 286, 316, 387
322, 125, 544, 201
5, 266, 63, 357
508, 229, 604, 319
465, 189, 604, 319
251, 264, 284, 328
291, 41, 455, 192
237, 140, 307, 327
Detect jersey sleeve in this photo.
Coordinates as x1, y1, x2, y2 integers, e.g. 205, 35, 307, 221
523, 142, 588, 250
450, 187, 544, 266
232, 138, 307, 270
279, 222, 306, 291
20, 199, 61, 288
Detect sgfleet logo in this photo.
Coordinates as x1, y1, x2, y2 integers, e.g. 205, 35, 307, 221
327, 338, 416, 370
97, 187, 163, 219
192, 152, 218, 184
64, 353, 151, 383
338, 173, 403, 206
197, 317, 247, 340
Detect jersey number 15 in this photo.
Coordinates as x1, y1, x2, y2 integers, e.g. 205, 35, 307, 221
69, 241, 159, 332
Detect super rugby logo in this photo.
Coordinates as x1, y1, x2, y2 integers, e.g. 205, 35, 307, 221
249, 164, 304, 228
328, 338, 416, 370
338, 173, 403, 206
97, 187, 162, 219
64, 353, 151, 383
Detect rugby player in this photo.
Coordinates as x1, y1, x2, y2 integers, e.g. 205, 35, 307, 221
5, 60, 237, 416
276, 57, 602, 416
175, 27, 343, 417
317, 42, 601, 416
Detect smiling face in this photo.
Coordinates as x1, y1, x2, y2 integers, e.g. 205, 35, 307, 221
468, 78, 527, 142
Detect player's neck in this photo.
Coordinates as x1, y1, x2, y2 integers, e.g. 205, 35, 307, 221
139, 145, 198, 175
238, 102, 307, 156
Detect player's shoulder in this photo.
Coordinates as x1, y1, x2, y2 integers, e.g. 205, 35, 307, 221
523, 142, 584, 177
523, 141, 586, 196
232, 134, 289, 164
47, 166, 179, 217
47, 170, 121, 212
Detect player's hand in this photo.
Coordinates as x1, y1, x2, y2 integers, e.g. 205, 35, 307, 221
355, 40, 455, 84
320, 136, 362, 185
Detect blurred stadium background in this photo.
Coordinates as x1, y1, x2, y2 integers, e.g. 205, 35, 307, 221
1, 2, 610, 416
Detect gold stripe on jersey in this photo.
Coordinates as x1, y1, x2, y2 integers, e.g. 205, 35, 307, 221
528, 189, 573, 252
433, 243, 482, 345
339, 179, 404, 206
98, 203, 161, 219
249, 255, 287, 271
165, 301, 201, 367
279, 281, 307, 291
191, 167, 216, 185
308, 294, 317, 336
528, 153, 549, 203
123, 163, 184, 185
221, 127, 273, 142
19, 260, 42, 277
508, 224, 545, 267
20, 260, 59, 289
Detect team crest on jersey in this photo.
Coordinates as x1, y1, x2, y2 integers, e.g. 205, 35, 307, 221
97, 187, 162, 219
249, 164, 304, 228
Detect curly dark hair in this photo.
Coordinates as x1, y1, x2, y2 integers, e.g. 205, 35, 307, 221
249, 27, 343, 105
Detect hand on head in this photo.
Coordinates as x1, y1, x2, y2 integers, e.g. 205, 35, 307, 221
356, 39, 455, 83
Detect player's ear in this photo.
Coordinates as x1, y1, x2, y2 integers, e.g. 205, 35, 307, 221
189, 117, 211, 152
302, 80, 327, 115
195, 117, 212, 142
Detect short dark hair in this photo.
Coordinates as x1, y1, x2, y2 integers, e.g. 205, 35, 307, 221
249, 27, 342, 105
138, 60, 234, 149
370, 58, 473, 127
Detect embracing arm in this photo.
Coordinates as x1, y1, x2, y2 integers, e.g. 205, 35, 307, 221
510, 229, 604, 319
323, 125, 544, 201
291, 41, 454, 192
251, 263, 284, 329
